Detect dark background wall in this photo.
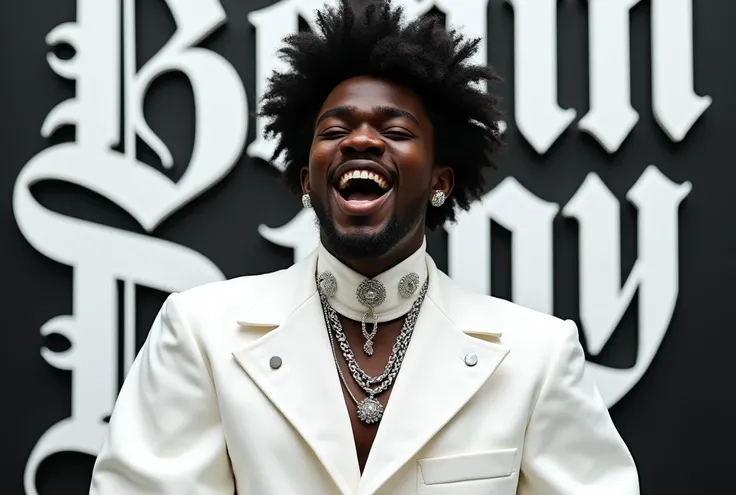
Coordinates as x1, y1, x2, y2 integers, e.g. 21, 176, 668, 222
2, 0, 733, 493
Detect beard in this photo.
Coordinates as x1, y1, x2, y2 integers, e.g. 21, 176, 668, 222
311, 191, 426, 260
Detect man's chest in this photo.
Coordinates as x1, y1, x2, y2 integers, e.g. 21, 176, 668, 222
333, 317, 406, 473
216, 348, 529, 494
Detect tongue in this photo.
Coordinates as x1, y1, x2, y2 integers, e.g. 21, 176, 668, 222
345, 190, 383, 202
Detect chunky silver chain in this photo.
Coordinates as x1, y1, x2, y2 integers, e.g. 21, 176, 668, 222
318, 278, 429, 400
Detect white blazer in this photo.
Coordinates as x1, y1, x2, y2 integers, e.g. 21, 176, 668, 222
90, 251, 640, 494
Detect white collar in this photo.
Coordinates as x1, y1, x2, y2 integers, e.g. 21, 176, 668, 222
316, 239, 429, 322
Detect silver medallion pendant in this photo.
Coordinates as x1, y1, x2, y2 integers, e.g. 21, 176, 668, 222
357, 396, 384, 424
356, 279, 386, 308
398, 272, 420, 299
317, 271, 337, 298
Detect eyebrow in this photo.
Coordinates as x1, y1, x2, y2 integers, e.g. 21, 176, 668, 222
316, 105, 420, 126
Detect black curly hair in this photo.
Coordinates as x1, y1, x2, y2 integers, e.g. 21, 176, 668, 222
260, 0, 504, 229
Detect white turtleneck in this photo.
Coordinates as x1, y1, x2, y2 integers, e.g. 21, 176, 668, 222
316, 238, 429, 322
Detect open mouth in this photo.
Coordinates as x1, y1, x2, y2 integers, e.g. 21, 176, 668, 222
332, 167, 394, 216
336, 169, 392, 203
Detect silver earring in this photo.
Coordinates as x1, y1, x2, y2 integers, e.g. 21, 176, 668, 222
302, 193, 312, 208
430, 190, 446, 207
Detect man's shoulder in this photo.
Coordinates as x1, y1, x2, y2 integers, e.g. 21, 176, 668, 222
441, 280, 580, 379
171, 261, 304, 315
436, 271, 573, 343
486, 295, 570, 334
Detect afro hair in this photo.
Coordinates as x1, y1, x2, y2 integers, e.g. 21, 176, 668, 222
259, 0, 504, 229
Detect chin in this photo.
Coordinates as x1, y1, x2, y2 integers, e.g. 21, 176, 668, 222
334, 219, 391, 240
316, 213, 394, 261
325, 223, 399, 260
313, 193, 423, 260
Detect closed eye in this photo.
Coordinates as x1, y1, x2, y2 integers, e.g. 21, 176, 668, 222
319, 128, 350, 139
382, 128, 415, 139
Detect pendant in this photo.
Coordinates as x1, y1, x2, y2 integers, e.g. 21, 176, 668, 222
398, 272, 420, 298
363, 341, 374, 356
357, 396, 384, 424
317, 271, 337, 298
361, 308, 378, 356
356, 279, 386, 308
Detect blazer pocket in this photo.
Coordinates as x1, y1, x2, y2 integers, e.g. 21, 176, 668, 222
418, 449, 517, 485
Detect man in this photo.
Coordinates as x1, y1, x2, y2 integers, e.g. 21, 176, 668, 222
90, 0, 640, 493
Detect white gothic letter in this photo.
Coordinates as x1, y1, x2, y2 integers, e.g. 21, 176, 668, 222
15, 1, 245, 494
259, 209, 320, 263
131, 0, 248, 229
447, 178, 559, 314
562, 166, 691, 406
42, 1, 120, 148
578, 0, 640, 153
505, 0, 576, 154
580, 0, 711, 152
652, 0, 712, 141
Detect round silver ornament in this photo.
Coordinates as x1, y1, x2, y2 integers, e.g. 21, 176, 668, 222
398, 273, 420, 299
317, 271, 337, 298
430, 190, 446, 207
356, 279, 386, 309
356, 396, 384, 424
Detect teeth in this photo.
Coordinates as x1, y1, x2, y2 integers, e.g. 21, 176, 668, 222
338, 169, 390, 190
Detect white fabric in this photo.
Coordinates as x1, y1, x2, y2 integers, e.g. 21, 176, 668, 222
89, 250, 640, 495
316, 238, 428, 322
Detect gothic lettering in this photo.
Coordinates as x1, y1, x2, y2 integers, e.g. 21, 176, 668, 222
505, 0, 576, 154
13, 1, 247, 493
579, 0, 711, 151
447, 178, 559, 315
564, 166, 692, 405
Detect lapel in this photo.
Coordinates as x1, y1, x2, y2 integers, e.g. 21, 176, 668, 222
232, 252, 361, 495
357, 257, 510, 495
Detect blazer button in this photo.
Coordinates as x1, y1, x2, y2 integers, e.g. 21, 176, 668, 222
464, 353, 478, 367
269, 356, 283, 369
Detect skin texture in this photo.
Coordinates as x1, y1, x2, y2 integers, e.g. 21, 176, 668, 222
300, 75, 454, 472
301, 75, 454, 278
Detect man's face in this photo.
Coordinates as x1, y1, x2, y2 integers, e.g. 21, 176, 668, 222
304, 75, 447, 260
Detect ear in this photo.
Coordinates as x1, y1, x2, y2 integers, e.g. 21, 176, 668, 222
431, 166, 454, 198
300, 166, 311, 194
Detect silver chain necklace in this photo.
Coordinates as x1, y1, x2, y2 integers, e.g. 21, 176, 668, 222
318, 277, 429, 424
317, 270, 422, 356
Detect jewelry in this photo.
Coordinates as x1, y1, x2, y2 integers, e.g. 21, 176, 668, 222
398, 273, 420, 298
302, 193, 312, 208
430, 190, 446, 207
319, 277, 429, 424
317, 271, 337, 298
316, 270, 423, 356
356, 279, 386, 355
356, 279, 387, 308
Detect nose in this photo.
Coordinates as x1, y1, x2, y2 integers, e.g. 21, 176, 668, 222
339, 126, 385, 156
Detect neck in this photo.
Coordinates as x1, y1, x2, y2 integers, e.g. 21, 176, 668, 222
316, 236, 428, 323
